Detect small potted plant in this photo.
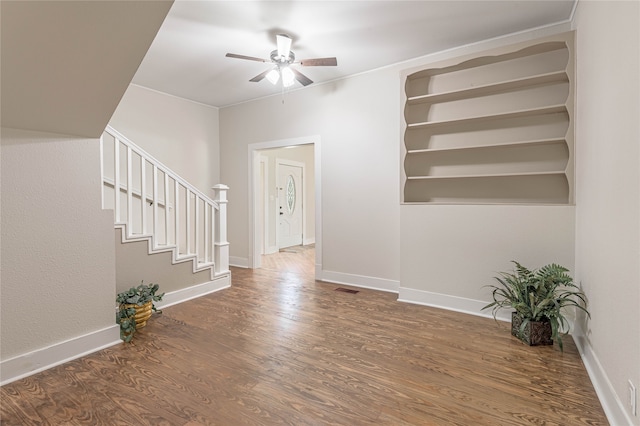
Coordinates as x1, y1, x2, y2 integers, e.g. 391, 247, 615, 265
116, 281, 164, 342
482, 261, 589, 351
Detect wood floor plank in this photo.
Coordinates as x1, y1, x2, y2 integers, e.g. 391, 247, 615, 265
1, 246, 607, 425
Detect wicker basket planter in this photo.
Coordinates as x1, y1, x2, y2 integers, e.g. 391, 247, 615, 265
511, 312, 553, 346
116, 282, 164, 342
125, 301, 153, 328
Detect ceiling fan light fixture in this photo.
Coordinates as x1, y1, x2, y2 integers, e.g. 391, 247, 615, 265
226, 33, 337, 88
281, 67, 295, 87
266, 69, 280, 85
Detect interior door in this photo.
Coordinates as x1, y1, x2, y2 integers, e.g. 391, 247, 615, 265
277, 163, 303, 249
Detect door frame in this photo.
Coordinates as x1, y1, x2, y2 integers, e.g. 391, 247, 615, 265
275, 158, 305, 250
259, 155, 268, 255
248, 135, 322, 280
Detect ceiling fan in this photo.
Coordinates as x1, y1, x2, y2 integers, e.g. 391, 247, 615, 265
226, 34, 337, 87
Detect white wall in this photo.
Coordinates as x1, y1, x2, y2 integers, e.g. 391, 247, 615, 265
1, 128, 116, 369
397, 26, 576, 316
400, 205, 575, 313
573, 1, 640, 424
109, 84, 221, 195
220, 69, 402, 286
220, 23, 572, 294
114, 229, 212, 294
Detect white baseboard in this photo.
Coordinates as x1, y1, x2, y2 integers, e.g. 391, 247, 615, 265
399, 287, 625, 424
0, 325, 120, 386
572, 323, 634, 426
319, 270, 399, 293
398, 286, 576, 329
155, 274, 231, 309
303, 237, 316, 246
265, 246, 278, 255
229, 256, 249, 268
398, 287, 512, 323
1, 275, 232, 387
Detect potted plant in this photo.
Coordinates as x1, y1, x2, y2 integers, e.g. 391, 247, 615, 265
482, 261, 589, 351
116, 281, 164, 342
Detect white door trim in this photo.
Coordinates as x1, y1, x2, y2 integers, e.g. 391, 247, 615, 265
248, 136, 322, 280
259, 155, 269, 255
275, 158, 305, 251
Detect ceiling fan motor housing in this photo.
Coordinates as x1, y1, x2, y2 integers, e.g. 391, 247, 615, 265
271, 49, 295, 65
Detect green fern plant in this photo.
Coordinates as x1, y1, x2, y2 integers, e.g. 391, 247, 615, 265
482, 261, 590, 351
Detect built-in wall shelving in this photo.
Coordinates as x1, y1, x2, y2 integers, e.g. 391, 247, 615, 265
401, 33, 575, 204
406, 71, 569, 106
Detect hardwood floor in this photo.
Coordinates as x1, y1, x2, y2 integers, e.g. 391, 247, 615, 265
260, 244, 315, 275
1, 247, 607, 425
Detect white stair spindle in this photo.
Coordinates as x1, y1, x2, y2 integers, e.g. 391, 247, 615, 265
141, 158, 147, 235
195, 196, 200, 262
100, 134, 105, 210
114, 138, 121, 223
153, 165, 158, 248
165, 174, 170, 245
214, 204, 217, 263
126, 146, 133, 237
204, 203, 210, 263
175, 181, 180, 254
186, 189, 191, 255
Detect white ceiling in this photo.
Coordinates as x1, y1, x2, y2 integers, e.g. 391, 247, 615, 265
132, 0, 576, 108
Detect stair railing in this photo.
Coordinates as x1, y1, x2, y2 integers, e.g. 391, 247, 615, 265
100, 126, 229, 277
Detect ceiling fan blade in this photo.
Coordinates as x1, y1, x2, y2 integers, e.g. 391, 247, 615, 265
249, 69, 271, 83
299, 57, 337, 66
291, 68, 313, 86
276, 34, 292, 59
226, 53, 268, 63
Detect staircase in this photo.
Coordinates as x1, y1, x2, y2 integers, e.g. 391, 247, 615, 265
100, 126, 229, 280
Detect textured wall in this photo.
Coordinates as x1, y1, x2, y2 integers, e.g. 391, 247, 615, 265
109, 84, 221, 196
114, 229, 212, 295
1, 128, 116, 360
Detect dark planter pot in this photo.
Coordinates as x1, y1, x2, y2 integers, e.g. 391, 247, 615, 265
511, 312, 553, 346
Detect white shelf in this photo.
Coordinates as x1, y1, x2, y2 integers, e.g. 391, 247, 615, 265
406, 105, 567, 131
406, 171, 565, 181
406, 71, 568, 105
413, 41, 568, 78
406, 137, 566, 155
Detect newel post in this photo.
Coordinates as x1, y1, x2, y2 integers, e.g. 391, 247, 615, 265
212, 184, 230, 274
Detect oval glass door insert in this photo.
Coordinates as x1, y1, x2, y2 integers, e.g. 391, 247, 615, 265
286, 174, 296, 214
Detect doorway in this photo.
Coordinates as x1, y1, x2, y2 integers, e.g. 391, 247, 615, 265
248, 136, 322, 280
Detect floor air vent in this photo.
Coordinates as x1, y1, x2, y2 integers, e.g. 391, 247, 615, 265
335, 287, 359, 294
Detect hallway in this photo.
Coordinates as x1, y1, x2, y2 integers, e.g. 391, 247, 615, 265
261, 244, 315, 276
